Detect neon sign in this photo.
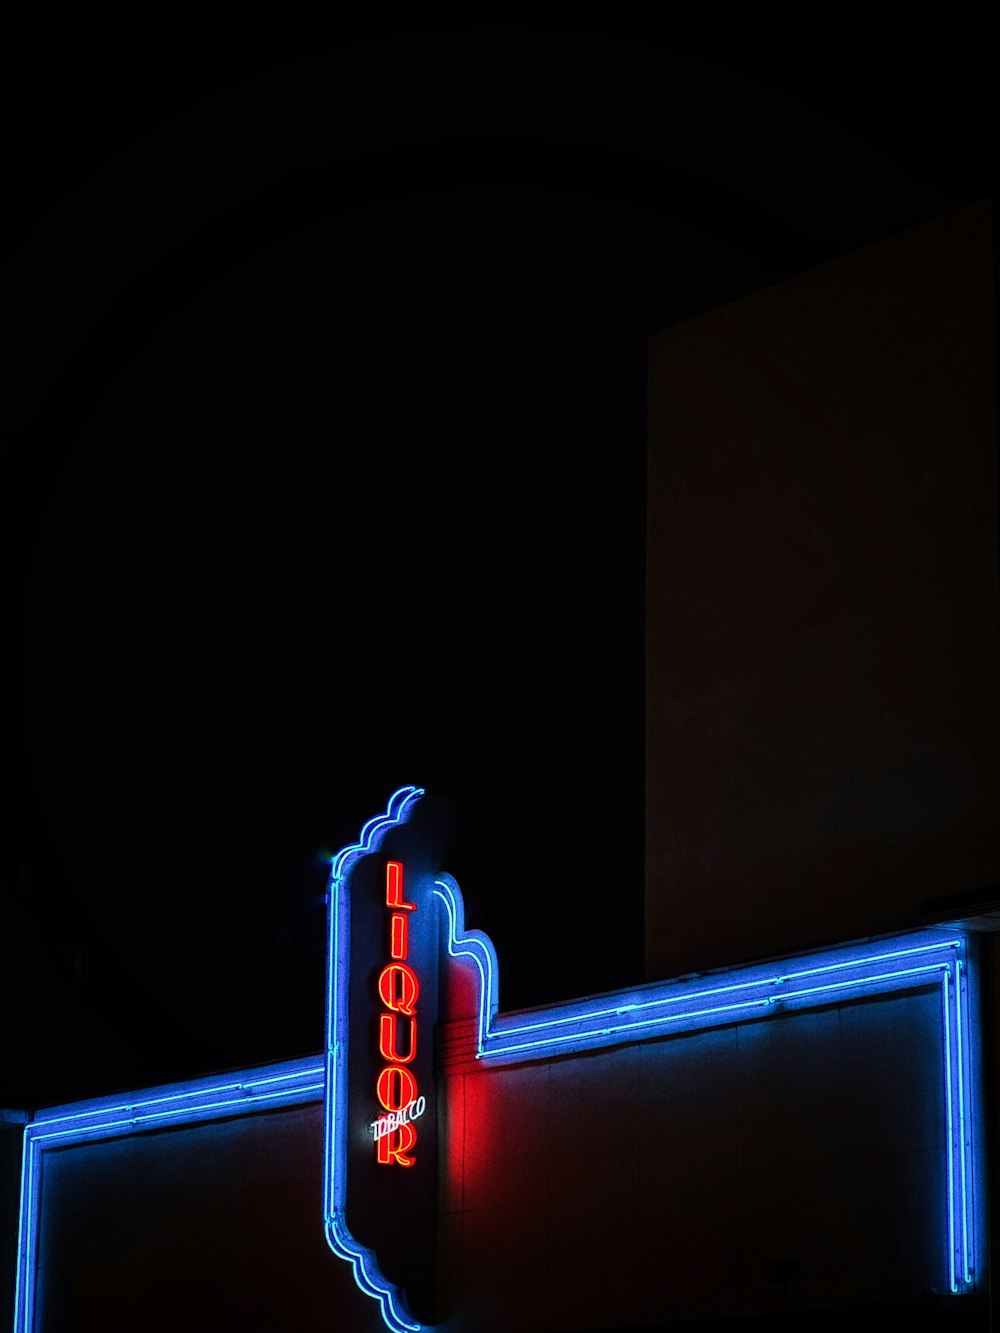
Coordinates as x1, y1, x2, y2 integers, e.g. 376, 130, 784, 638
374, 860, 422, 1166
371, 1097, 427, 1141
9, 783, 986, 1333
319, 786, 984, 1332
323, 785, 443, 1332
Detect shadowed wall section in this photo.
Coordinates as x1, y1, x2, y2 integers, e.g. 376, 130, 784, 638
645, 202, 998, 981
32, 1104, 384, 1333
435, 980, 963, 1330
24, 956, 979, 1332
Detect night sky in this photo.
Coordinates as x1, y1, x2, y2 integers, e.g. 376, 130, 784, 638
2, 8, 994, 1113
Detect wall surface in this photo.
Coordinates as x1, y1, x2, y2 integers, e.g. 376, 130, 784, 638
30, 1104, 384, 1333
17, 941, 986, 1333
435, 978, 976, 1331
13, 199, 996, 1333
645, 202, 998, 982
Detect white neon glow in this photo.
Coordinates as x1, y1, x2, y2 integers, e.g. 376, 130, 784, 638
371, 1096, 427, 1140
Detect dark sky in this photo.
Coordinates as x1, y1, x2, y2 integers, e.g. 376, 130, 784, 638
2, 7, 994, 1111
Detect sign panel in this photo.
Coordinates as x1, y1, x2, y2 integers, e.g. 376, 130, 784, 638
323, 785, 454, 1331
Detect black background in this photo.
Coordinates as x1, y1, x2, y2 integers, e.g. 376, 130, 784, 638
2, 5, 995, 1112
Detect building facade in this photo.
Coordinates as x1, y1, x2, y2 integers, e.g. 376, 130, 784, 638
6, 203, 998, 1333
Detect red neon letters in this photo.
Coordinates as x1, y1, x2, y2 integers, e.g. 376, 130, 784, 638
375, 861, 421, 1166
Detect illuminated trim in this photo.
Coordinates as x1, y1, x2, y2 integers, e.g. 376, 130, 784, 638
433, 873, 499, 1041
323, 784, 425, 1333
11, 783, 984, 1333
433, 872, 980, 1297
12, 1056, 324, 1333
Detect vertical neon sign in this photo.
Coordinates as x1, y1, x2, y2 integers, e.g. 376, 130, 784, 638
372, 861, 425, 1165
320, 786, 983, 1332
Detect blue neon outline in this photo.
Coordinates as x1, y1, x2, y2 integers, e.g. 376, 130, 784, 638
11, 783, 983, 1331
433, 873, 499, 1041
955, 958, 971, 1283
949, 970, 965, 1290
431, 867, 978, 1297
12, 1056, 324, 1333
323, 784, 426, 1333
